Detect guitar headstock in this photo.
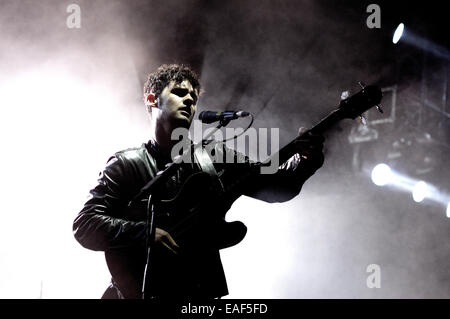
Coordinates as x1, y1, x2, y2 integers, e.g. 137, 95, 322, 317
338, 83, 383, 120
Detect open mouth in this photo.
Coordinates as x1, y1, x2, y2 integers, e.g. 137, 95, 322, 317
178, 108, 191, 118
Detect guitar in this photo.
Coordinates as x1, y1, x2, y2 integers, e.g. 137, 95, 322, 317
105, 84, 383, 298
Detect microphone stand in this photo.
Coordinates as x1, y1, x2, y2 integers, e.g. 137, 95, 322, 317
139, 120, 229, 299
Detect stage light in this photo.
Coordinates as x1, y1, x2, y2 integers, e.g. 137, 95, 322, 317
393, 23, 405, 44
371, 163, 392, 186
412, 181, 428, 203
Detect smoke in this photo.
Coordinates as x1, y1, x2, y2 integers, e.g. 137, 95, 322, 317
0, 0, 150, 298
0, 0, 448, 298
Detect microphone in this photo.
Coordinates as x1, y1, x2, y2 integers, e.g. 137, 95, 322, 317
198, 110, 250, 124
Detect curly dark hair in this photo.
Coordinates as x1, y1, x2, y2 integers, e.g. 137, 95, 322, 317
143, 64, 201, 100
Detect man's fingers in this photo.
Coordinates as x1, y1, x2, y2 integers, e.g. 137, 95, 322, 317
293, 139, 324, 150
294, 128, 325, 169
295, 134, 325, 143
161, 241, 178, 255
301, 149, 324, 158
298, 127, 309, 135
155, 227, 180, 254
163, 232, 180, 250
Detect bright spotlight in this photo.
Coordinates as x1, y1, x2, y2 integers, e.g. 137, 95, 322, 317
447, 203, 450, 218
371, 163, 392, 186
393, 23, 405, 44
412, 181, 428, 203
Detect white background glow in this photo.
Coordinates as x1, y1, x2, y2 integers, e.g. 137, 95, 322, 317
0, 60, 148, 298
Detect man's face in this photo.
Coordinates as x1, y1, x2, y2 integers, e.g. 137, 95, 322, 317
156, 79, 198, 129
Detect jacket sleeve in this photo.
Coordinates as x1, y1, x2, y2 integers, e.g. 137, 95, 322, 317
216, 143, 322, 203
246, 152, 321, 203
73, 155, 147, 251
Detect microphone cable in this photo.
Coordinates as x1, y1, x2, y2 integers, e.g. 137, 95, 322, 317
202, 112, 254, 145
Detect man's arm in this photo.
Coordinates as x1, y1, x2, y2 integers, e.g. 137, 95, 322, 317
73, 156, 147, 251
216, 129, 324, 203
74, 154, 180, 253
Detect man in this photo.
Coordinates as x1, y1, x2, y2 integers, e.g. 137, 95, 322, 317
73, 64, 325, 299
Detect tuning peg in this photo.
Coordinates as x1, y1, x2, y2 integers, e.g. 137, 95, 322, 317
358, 81, 366, 89
376, 105, 384, 113
358, 115, 367, 125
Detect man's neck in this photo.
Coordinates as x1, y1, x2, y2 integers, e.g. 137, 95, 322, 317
153, 133, 173, 156
149, 117, 173, 154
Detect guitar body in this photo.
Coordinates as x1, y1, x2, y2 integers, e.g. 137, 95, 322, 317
105, 172, 247, 298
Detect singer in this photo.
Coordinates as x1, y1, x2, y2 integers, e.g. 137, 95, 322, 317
73, 64, 325, 299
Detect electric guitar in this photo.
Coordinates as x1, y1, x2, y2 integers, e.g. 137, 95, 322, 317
105, 83, 383, 298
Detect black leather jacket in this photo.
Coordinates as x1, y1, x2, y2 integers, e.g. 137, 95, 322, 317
73, 140, 320, 298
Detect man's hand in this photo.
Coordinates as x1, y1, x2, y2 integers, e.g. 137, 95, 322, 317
294, 127, 325, 170
154, 227, 179, 254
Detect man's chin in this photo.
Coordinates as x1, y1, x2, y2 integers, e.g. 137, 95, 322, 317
173, 115, 192, 128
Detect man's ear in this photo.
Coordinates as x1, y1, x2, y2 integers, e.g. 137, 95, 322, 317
145, 93, 158, 110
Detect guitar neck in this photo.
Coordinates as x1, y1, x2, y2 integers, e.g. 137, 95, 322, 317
265, 108, 343, 165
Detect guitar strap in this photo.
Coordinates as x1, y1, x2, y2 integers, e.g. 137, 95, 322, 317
194, 144, 225, 195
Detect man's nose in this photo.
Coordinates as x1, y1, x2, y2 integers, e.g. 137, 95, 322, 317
183, 96, 194, 107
